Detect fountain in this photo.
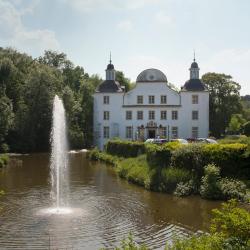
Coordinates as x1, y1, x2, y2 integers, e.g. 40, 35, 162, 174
49, 95, 71, 214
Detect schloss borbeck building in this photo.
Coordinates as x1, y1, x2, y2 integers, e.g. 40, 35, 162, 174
93, 57, 209, 149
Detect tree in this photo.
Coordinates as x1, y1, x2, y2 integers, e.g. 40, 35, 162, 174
116, 71, 133, 92
227, 114, 246, 134
202, 73, 242, 137
0, 94, 13, 152
243, 121, 250, 136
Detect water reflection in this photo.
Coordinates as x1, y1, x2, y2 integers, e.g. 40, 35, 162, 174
0, 153, 221, 249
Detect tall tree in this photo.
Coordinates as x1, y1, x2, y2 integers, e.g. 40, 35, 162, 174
202, 73, 242, 137
116, 71, 133, 91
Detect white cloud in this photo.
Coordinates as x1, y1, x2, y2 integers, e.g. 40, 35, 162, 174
155, 11, 172, 25
117, 20, 133, 32
0, 0, 59, 56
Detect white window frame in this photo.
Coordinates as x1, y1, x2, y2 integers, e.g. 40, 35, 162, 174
192, 127, 199, 138
103, 126, 110, 138
148, 95, 155, 104
137, 111, 143, 120
172, 126, 178, 138
148, 110, 155, 120
161, 95, 167, 104
161, 111, 167, 120
126, 110, 132, 120
137, 95, 143, 104
172, 111, 178, 120
192, 110, 199, 120
192, 95, 198, 104
103, 96, 109, 104
103, 111, 109, 120
126, 126, 133, 139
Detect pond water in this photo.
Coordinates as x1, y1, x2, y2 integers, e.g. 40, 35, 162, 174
0, 153, 221, 249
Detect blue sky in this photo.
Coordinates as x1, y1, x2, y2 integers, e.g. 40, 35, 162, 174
0, 0, 250, 94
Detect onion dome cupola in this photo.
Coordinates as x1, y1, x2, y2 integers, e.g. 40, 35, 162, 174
182, 54, 206, 91
96, 54, 123, 93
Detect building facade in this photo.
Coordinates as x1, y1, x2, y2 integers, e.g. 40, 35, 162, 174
93, 58, 209, 149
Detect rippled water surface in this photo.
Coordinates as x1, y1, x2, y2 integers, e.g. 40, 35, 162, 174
0, 153, 221, 249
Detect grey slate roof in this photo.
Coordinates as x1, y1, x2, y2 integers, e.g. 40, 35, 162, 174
107, 63, 114, 70
96, 80, 123, 93
136, 68, 167, 83
182, 79, 206, 91
191, 61, 199, 68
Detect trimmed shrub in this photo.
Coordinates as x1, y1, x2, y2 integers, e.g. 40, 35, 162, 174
219, 178, 246, 201
202, 143, 248, 176
106, 140, 145, 158
145, 141, 181, 168
171, 143, 204, 177
160, 167, 192, 193
200, 164, 221, 200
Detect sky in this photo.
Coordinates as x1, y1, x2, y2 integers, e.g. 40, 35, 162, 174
0, 0, 250, 94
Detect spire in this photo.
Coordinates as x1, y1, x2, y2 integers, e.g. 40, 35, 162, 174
109, 51, 112, 64
106, 53, 115, 80
193, 50, 196, 62
190, 52, 199, 79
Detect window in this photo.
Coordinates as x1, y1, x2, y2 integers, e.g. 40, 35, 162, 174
148, 110, 155, 120
103, 111, 109, 120
126, 126, 133, 139
192, 95, 198, 104
148, 95, 155, 104
104, 96, 109, 104
103, 126, 109, 138
172, 126, 178, 138
137, 95, 143, 104
161, 95, 167, 104
162, 127, 167, 137
172, 111, 178, 120
126, 111, 132, 120
192, 111, 199, 120
137, 111, 143, 120
161, 111, 167, 120
192, 127, 199, 138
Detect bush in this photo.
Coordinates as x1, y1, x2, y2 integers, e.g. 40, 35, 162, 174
106, 140, 145, 158
202, 143, 248, 177
200, 164, 221, 200
211, 199, 250, 244
174, 180, 194, 197
0, 154, 9, 168
243, 121, 250, 136
219, 178, 246, 201
160, 167, 192, 193
145, 142, 181, 168
171, 143, 204, 177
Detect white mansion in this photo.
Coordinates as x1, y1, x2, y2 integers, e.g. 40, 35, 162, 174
93, 58, 209, 149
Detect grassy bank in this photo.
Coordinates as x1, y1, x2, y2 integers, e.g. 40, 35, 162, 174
89, 139, 250, 201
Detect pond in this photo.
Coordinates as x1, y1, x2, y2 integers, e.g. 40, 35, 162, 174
0, 153, 221, 249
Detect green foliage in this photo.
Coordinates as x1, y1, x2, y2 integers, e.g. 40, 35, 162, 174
106, 140, 145, 158
211, 199, 250, 244
116, 71, 133, 92
0, 47, 106, 152
202, 73, 242, 137
88, 148, 119, 166
227, 114, 246, 134
243, 121, 250, 136
160, 167, 192, 193
174, 180, 194, 197
219, 178, 246, 201
145, 142, 180, 168
200, 164, 222, 199
200, 164, 247, 201
0, 154, 9, 168
171, 144, 204, 177
117, 155, 154, 189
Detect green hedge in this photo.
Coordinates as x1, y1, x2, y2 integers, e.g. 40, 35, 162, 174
171, 143, 249, 178
105, 140, 145, 158
145, 141, 181, 168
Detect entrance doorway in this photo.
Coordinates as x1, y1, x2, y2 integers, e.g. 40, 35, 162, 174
148, 129, 156, 138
